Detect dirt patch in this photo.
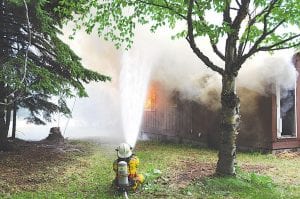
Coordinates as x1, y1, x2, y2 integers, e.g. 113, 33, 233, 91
166, 158, 215, 189
240, 164, 273, 173
0, 139, 88, 193
275, 151, 300, 159
164, 158, 273, 189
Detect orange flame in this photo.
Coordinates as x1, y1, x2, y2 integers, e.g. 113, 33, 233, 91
145, 85, 157, 110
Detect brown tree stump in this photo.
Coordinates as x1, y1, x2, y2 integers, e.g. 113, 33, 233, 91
46, 127, 64, 142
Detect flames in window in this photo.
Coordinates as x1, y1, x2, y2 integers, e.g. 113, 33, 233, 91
144, 85, 157, 110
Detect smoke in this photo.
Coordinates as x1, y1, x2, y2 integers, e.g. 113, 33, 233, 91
15, 24, 297, 144
280, 90, 295, 118
238, 51, 298, 115
238, 51, 297, 97
147, 29, 297, 111
14, 26, 125, 143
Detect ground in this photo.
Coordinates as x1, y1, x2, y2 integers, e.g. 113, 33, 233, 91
0, 139, 300, 198
0, 139, 87, 193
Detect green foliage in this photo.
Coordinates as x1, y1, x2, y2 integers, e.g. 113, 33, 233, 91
57, 0, 185, 49
57, 0, 300, 53
198, 172, 281, 198
1, 0, 110, 125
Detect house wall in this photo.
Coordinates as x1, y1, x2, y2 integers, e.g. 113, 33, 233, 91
237, 89, 273, 151
270, 53, 300, 150
141, 56, 300, 151
141, 86, 274, 150
142, 101, 217, 147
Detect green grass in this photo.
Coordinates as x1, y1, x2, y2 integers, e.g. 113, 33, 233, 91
184, 171, 300, 199
1, 141, 300, 198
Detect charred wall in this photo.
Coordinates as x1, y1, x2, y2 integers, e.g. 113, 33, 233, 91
141, 87, 274, 151
237, 88, 273, 151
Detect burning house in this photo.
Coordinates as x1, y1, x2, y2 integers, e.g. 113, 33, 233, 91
140, 53, 300, 152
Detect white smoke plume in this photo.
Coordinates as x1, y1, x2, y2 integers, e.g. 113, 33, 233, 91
147, 28, 297, 111
239, 51, 297, 96
15, 25, 298, 144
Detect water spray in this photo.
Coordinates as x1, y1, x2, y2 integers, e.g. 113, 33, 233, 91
120, 52, 152, 146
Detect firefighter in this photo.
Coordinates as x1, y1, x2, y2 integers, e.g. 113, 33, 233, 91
113, 143, 144, 192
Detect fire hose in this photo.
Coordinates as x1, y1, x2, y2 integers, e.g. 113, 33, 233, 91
124, 191, 129, 199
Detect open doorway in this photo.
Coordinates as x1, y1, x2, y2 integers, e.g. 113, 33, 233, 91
277, 85, 297, 138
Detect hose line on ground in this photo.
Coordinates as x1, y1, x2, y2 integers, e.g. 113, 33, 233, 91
124, 191, 129, 199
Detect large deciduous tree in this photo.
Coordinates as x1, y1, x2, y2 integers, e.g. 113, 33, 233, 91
0, 0, 110, 149
58, 0, 300, 175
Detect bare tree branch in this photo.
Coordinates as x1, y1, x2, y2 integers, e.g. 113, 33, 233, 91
230, 7, 240, 11
187, 0, 224, 76
223, 0, 249, 70
237, 0, 280, 57
260, 42, 300, 51
210, 40, 225, 61
136, 0, 187, 20
258, 34, 300, 51
194, 1, 225, 61
237, 20, 251, 57
235, 0, 241, 7
237, 34, 300, 68
223, 0, 232, 25
232, 0, 250, 29
237, 0, 283, 67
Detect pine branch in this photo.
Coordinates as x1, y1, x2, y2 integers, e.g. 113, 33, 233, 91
0, 0, 31, 106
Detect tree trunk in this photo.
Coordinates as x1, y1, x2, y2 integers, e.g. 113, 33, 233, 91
0, 104, 6, 147
216, 74, 240, 176
0, 105, 7, 150
12, 102, 17, 139
0, 82, 8, 150
5, 104, 11, 137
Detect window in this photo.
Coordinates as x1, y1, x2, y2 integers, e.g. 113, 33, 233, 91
276, 83, 297, 138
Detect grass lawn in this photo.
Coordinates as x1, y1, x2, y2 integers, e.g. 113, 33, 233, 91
1, 140, 300, 198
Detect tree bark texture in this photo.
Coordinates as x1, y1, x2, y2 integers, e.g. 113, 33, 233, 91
216, 74, 240, 176
0, 83, 9, 150
0, 104, 6, 143
5, 104, 11, 136
12, 102, 17, 139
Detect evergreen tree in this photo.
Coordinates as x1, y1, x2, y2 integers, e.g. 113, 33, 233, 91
0, 0, 110, 149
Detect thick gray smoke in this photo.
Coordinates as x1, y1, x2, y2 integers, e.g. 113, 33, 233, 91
15, 25, 297, 141
148, 29, 297, 111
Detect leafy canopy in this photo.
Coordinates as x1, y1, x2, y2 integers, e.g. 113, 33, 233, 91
57, 0, 300, 60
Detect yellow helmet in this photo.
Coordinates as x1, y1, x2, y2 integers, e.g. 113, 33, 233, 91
116, 143, 132, 158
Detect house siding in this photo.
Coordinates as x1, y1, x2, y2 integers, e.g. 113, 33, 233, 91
141, 55, 300, 151
141, 87, 274, 151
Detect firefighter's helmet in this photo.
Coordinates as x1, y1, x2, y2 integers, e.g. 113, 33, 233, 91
116, 143, 132, 158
